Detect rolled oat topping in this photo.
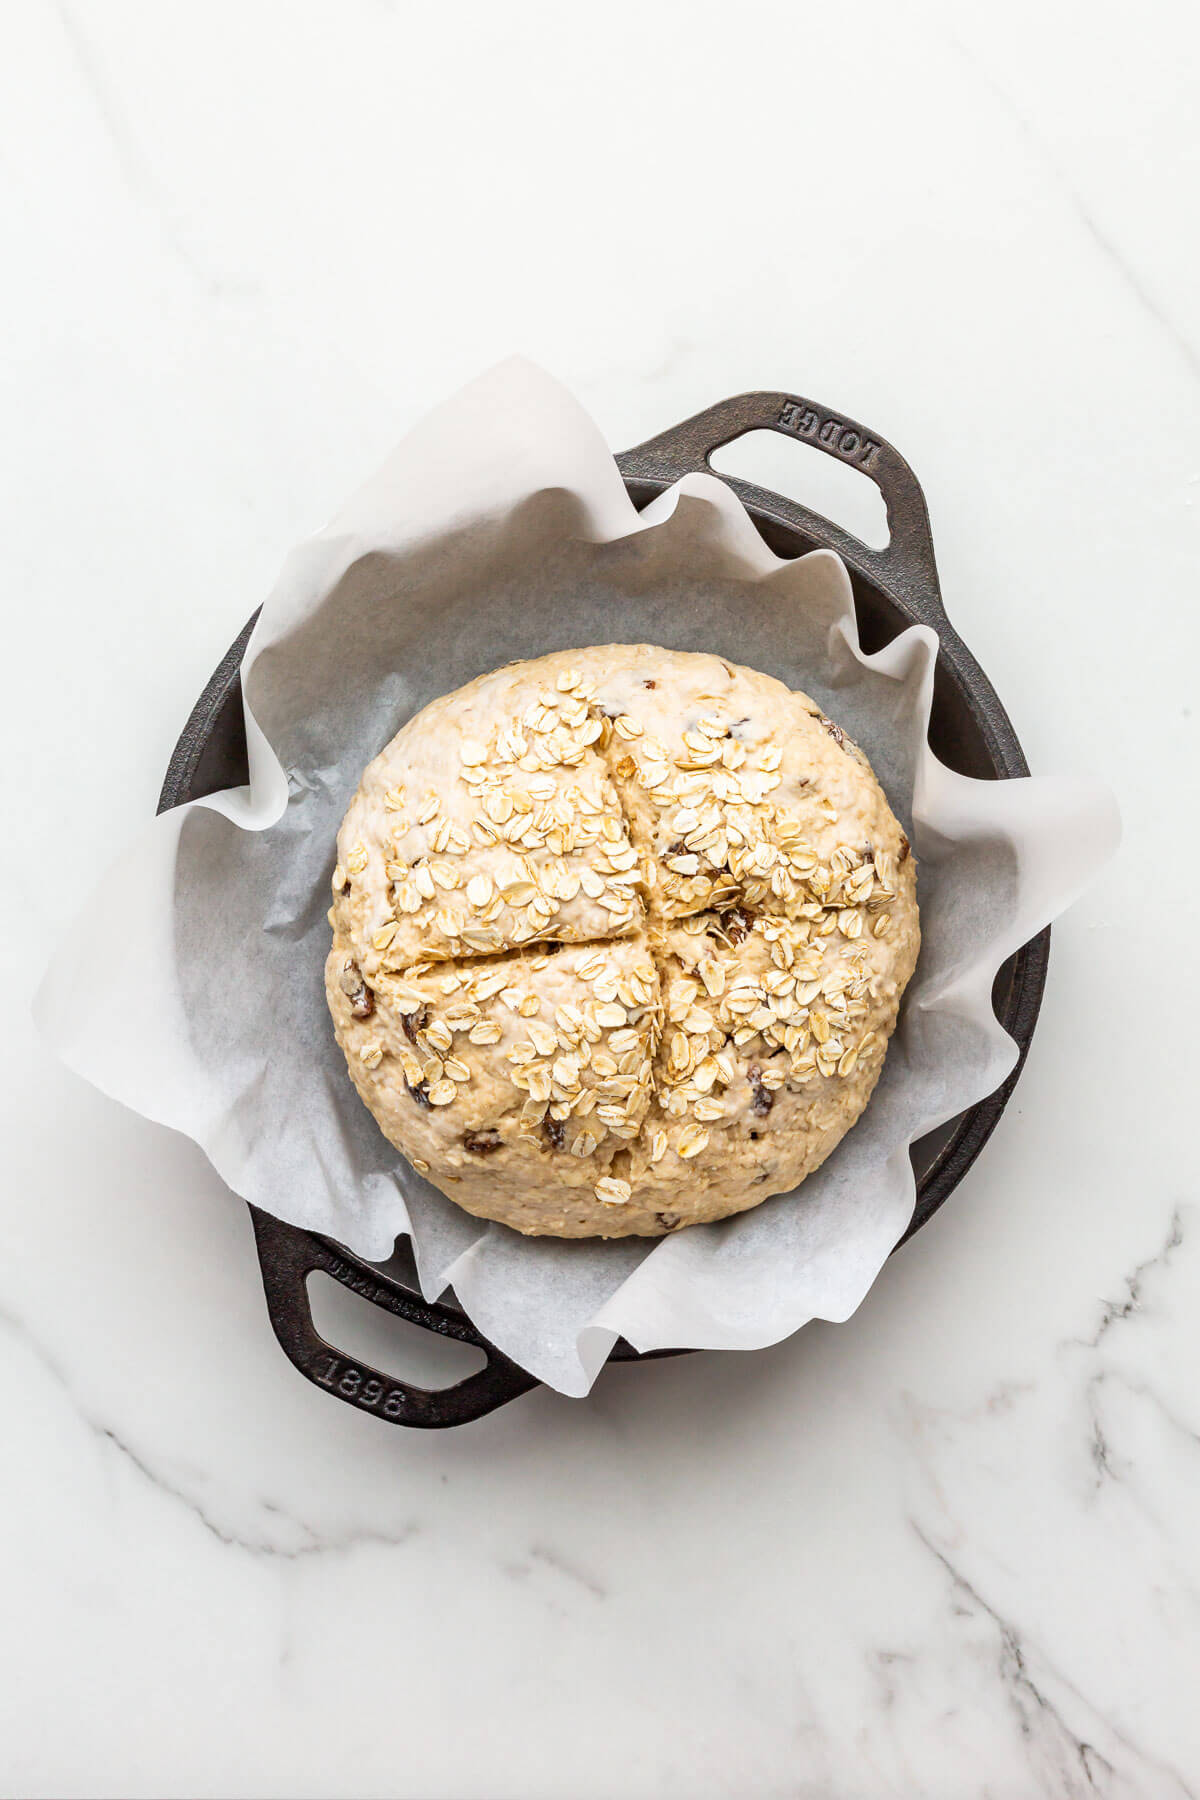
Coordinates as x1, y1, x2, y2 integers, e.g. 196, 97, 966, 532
327, 645, 918, 1237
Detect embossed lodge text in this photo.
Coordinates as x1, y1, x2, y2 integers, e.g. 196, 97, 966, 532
777, 399, 880, 468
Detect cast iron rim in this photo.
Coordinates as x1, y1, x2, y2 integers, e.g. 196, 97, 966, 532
158, 390, 1050, 1426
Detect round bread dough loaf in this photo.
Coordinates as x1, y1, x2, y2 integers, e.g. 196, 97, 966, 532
326, 646, 919, 1237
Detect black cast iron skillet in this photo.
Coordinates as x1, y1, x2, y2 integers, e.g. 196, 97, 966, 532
159, 391, 1050, 1429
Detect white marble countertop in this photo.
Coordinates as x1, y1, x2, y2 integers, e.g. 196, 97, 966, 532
3, 2, 1198, 1795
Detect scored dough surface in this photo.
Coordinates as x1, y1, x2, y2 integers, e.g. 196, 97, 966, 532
327, 645, 919, 1237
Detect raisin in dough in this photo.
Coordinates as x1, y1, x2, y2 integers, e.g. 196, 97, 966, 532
327, 646, 919, 1237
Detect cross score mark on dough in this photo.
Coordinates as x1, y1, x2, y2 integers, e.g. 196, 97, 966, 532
330, 658, 913, 1224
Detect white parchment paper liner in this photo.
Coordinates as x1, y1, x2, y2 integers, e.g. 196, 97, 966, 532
37, 360, 1119, 1396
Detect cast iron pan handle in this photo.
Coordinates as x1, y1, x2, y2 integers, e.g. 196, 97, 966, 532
249, 1207, 537, 1428
617, 391, 947, 629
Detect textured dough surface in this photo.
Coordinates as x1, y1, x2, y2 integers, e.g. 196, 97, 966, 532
327, 645, 919, 1237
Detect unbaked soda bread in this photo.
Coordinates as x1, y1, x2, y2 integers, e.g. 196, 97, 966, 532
326, 646, 919, 1237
